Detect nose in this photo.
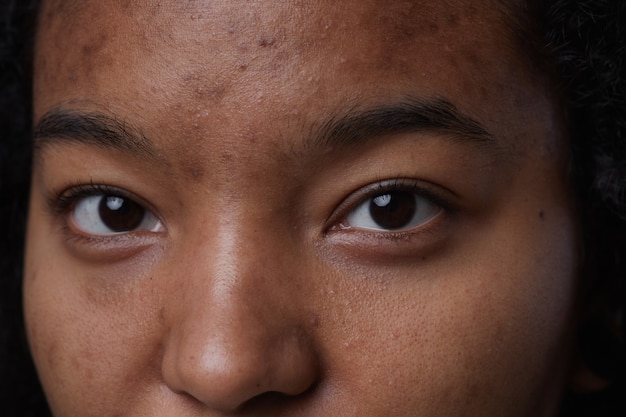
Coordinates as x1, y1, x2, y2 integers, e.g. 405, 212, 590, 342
160, 226, 319, 411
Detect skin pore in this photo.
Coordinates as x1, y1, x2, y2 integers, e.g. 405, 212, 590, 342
25, 0, 579, 416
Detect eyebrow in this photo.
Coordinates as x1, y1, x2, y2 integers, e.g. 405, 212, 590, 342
33, 109, 159, 159
33, 97, 502, 161
310, 97, 499, 152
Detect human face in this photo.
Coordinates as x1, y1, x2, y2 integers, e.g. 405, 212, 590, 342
25, 0, 578, 416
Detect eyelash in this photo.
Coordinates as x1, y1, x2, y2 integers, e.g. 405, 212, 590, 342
48, 178, 452, 244
328, 178, 454, 236
52, 183, 125, 214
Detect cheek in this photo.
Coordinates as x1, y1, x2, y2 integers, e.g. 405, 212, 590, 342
23, 205, 160, 415
326, 209, 578, 415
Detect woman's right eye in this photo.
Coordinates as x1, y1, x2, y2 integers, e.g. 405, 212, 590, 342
71, 194, 163, 236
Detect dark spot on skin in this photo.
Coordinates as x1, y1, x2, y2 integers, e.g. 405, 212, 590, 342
428, 22, 439, 35
244, 130, 259, 144
257, 36, 276, 47
195, 82, 227, 101
446, 13, 459, 27
218, 150, 235, 164
539, 210, 545, 220
188, 165, 205, 181
181, 72, 229, 102
81, 33, 108, 57
82, 44, 95, 56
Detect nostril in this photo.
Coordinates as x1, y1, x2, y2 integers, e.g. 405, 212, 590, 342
237, 385, 319, 413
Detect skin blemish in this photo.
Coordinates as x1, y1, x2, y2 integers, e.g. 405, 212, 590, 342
187, 165, 205, 181
446, 13, 460, 27
195, 82, 227, 102
539, 210, 545, 220
180, 72, 229, 102
257, 35, 276, 47
81, 33, 109, 58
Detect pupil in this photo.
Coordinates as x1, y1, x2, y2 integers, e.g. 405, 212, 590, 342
369, 191, 416, 229
98, 195, 145, 232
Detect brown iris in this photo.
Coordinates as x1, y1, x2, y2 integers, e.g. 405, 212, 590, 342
98, 196, 146, 232
368, 192, 417, 230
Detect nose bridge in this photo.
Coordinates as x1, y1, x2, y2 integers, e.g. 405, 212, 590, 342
161, 210, 317, 410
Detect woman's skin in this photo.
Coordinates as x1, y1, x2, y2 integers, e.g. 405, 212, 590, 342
25, 0, 580, 416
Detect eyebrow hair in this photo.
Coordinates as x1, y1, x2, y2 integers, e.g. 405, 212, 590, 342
33, 109, 158, 159
310, 96, 500, 152
32, 96, 503, 164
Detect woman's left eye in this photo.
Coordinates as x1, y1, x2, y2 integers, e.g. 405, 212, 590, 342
342, 189, 442, 232
70, 194, 163, 236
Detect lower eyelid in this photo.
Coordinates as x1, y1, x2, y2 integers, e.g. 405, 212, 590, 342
327, 211, 450, 258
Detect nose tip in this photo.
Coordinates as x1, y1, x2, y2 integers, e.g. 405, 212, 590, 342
162, 321, 319, 412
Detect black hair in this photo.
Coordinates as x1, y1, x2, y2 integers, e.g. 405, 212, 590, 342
0, 1, 624, 416
538, 0, 626, 414
0, 0, 49, 416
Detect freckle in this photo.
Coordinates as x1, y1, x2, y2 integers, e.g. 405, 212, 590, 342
539, 210, 545, 220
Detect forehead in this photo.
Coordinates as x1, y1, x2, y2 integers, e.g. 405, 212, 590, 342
34, 0, 552, 161
35, 0, 528, 102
